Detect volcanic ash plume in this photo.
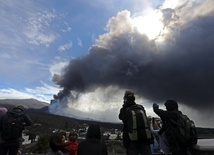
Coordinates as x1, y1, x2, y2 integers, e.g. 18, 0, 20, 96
50, 1, 214, 125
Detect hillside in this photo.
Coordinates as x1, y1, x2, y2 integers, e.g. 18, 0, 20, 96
0, 99, 48, 109
0, 98, 214, 138
0, 99, 123, 131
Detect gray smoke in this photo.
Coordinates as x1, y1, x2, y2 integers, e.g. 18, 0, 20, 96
52, 1, 214, 113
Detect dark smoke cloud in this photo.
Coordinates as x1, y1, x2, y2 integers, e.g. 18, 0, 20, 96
53, 1, 214, 112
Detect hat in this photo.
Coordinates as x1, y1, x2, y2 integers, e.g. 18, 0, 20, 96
124, 90, 135, 100
164, 99, 178, 111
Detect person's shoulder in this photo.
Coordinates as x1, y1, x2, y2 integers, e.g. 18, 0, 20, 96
178, 110, 183, 114
78, 139, 89, 147
1, 111, 8, 116
86, 138, 101, 144
130, 103, 144, 109
170, 110, 182, 115
136, 104, 144, 108
0, 111, 9, 119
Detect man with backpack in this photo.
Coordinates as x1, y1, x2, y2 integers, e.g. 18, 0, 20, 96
153, 99, 197, 155
119, 90, 153, 155
0, 105, 33, 155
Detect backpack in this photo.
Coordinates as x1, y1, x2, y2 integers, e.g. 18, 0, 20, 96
165, 112, 198, 147
126, 104, 153, 143
1, 112, 24, 140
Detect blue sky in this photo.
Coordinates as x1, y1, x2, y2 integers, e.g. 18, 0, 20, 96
1, 0, 214, 127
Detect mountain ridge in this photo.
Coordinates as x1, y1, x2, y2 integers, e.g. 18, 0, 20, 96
0, 98, 48, 109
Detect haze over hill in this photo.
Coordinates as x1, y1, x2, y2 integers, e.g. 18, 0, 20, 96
0, 99, 48, 109
0, 98, 123, 130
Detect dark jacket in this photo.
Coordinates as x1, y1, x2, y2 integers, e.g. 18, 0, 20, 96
153, 105, 182, 139
153, 104, 188, 155
119, 100, 138, 147
119, 100, 137, 133
78, 138, 108, 155
153, 105, 181, 125
78, 124, 108, 155
119, 100, 136, 123
0, 108, 32, 143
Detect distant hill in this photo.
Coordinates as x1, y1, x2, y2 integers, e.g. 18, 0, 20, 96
0, 98, 48, 109
0, 98, 123, 131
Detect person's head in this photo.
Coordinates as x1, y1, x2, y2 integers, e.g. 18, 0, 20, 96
164, 99, 178, 111
123, 90, 135, 102
86, 123, 101, 139
14, 105, 25, 111
69, 131, 78, 142
0, 107, 7, 116
59, 130, 67, 142
49, 132, 63, 152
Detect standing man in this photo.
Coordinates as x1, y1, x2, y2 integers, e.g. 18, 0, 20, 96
119, 90, 152, 155
0, 105, 33, 155
153, 99, 190, 155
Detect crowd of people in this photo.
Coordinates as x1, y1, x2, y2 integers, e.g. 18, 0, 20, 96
0, 90, 197, 155
48, 123, 108, 155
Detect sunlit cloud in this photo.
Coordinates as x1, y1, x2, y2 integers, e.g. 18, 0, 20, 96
132, 9, 165, 40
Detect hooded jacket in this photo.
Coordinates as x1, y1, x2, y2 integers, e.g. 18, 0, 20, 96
78, 124, 108, 155
0, 107, 32, 143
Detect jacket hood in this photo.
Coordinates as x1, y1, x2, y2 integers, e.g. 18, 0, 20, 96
123, 100, 136, 107
9, 109, 25, 117
86, 124, 101, 139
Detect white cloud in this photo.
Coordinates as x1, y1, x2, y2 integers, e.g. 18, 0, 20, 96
0, 82, 60, 103
77, 38, 83, 47
25, 82, 60, 102
0, 89, 34, 99
58, 41, 73, 52
49, 58, 69, 76
24, 11, 57, 47
61, 21, 72, 32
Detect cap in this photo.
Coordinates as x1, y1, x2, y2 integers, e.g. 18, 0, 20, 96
164, 99, 178, 111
